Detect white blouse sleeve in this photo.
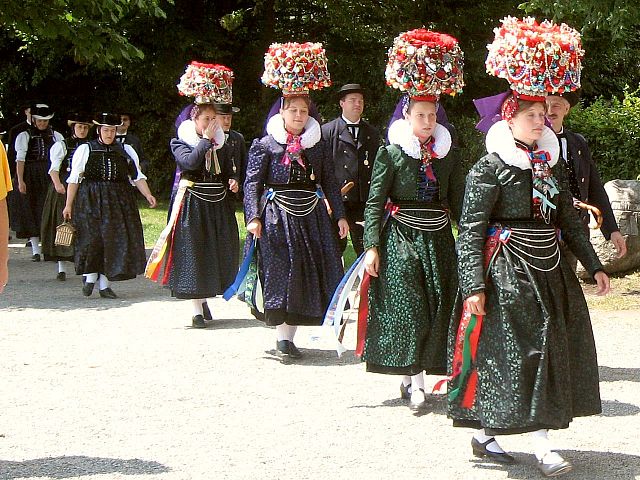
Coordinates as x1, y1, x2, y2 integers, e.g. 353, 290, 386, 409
66, 144, 90, 184
15, 131, 29, 162
124, 144, 147, 181
49, 141, 67, 173
53, 131, 64, 143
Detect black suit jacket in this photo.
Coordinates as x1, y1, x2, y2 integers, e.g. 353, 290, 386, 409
219, 130, 247, 195
321, 117, 380, 204
564, 129, 618, 239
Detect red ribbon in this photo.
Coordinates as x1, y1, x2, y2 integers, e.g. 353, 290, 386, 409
355, 273, 371, 357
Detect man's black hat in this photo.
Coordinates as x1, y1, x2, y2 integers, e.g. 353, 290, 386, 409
338, 83, 365, 100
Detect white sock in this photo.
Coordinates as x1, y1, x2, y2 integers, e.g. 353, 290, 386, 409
531, 429, 563, 463
411, 372, 425, 391
58, 261, 68, 274
191, 299, 204, 316
275, 323, 297, 342
85, 273, 98, 283
474, 429, 506, 454
98, 274, 110, 290
30, 237, 41, 255
401, 375, 411, 387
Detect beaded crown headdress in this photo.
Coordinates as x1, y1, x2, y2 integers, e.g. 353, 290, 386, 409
486, 16, 584, 100
385, 28, 465, 102
261, 42, 332, 96
177, 61, 234, 105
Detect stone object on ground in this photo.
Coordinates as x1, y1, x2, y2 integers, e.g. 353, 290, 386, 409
579, 179, 640, 278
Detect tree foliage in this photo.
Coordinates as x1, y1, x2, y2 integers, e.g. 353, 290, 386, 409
2, 0, 640, 195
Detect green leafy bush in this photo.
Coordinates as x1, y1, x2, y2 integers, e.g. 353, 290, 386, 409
565, 88, 640, 182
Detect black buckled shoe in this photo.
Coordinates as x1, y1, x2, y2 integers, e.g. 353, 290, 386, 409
192, 314, 206, 328
82, 282, 95, 297
31, 254, 41, 262
56, 272, 66, 281
471, 437, 516, 464
400, 382, 412, 400
99, 288, 118, 299
537, 455, 572, 477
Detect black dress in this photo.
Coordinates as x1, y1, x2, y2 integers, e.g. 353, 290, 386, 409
70, 140, 147, 281
41, 137, 85, 261
165, 125, 240, 299
9, 126, 61, 238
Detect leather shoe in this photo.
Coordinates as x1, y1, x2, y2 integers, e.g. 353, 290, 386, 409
400, 382, 412, 400
56, 272, 66, 281
31, 254, 41, 262
82, 282, 95, 297
537, 455, 572, 477
192, 314, 206, 328
276, 340, 303, 359
471, 437, 515, 464
99, 287, 118, 299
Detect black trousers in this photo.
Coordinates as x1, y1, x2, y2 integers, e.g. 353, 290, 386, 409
338, 202, 365, 257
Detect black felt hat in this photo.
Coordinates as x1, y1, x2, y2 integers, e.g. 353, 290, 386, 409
93, 112, 123, 127
338, 83, 365, 99
31, 104, 55, 120
549, 90, 580, 107
67, 112, 94, 126
213, 103, 240, 114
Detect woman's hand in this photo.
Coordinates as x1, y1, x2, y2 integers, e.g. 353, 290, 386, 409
337, 218, 349, 239
62, 205, 72, 221
594, 270, 610, 296
364, 247, 379, 277
203, 119, 221, 143
54, 182, 66, 195
247, 219, 262, 239
228, 179, 239, 193
465, 292, 486, 316
146, 195, 157, 208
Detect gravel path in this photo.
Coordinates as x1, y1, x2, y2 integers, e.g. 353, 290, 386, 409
1, 245, 639, 479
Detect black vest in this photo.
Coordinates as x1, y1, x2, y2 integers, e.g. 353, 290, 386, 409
84, 140, 137, 182
25, 126, 56, 164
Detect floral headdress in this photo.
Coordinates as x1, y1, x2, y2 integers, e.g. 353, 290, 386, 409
177, 61, 234, 105
261, 42, 332, 96
486, 16, 584, 100
385, 28, 465, 102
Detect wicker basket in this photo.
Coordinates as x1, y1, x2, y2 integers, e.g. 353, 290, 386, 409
54, 221, 76, 247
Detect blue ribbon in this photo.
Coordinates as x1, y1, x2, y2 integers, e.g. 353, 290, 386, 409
223, 240, 256, 301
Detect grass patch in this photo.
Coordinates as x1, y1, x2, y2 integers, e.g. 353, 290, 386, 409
583, 270, 640, 311
138, 200, 358, 265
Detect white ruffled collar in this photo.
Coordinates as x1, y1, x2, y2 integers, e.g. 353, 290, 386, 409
387, 119, 452, 160
177, 119, 225, 150
266, 114, 321, 149
485, 120, 559, 170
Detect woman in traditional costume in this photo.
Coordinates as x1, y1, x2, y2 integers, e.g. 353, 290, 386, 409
239, 42, 348, 359
63, 113, 156, 298
360, 29, 465, 409
146, 62, 240, 328
447, 17, 610, 476
10, 104, 63, 261
41, 112, 92, 280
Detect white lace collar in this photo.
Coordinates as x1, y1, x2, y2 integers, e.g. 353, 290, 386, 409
177, 119, 224, 150
387, 119, 452, 160
485, 120, 559, 170
266, 114, 321, 149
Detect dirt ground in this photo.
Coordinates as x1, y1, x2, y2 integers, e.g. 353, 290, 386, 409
1, 244, 639, 480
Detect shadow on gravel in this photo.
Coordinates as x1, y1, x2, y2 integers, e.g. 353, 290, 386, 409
179, 318, 263, 330
473, 450, 640, 479
600, 399, 640, 417
261, 348, 361, 367
599, 366, 640, 383
350, 394, 447, 417
0, 455, 169, 479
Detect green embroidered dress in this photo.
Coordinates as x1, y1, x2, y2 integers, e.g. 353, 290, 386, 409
362, 120, 465, 375
448, 121, 603, 434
